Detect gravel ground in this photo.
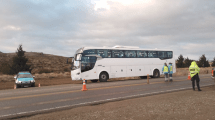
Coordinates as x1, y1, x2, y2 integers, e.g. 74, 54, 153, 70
16, 85, 215, 120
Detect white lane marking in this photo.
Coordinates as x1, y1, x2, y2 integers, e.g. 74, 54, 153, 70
0, 83, 213, 118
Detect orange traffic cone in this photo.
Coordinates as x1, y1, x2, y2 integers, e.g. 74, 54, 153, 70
14, 84, 16, 89
82, 80, 88, 91
187, 72, 191, 80
212, 70, 214, 76
38, 83, 40, 87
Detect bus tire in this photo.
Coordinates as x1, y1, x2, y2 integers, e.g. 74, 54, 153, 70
153, 69, 160, 78
99, 72, 108, 82
91, 80, 98, 83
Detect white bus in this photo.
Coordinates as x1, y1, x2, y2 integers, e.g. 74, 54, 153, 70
71, 46, 176, 82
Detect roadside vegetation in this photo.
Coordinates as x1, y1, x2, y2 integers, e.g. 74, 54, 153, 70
176, 54, 213, 68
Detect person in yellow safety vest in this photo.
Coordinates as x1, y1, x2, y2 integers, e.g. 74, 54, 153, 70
168, 62, 173, 82
162, 63, 169, 82
189, 61, 201, 91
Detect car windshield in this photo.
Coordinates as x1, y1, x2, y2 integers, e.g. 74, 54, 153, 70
17, 74, 33, 78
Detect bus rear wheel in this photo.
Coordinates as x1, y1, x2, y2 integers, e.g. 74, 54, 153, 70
99, 72, 108, 82
152, 69, 160, 78
91, 80, 98, 83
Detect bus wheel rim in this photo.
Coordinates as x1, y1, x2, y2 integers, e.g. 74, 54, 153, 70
102, 74, 106, 79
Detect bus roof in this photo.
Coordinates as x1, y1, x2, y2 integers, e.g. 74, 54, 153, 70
81, 46, 173, 51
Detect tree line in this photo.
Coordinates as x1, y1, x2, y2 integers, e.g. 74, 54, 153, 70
176, 54, 215, 68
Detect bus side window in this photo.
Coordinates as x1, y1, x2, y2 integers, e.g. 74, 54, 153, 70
97, 49, 112, 58
137, 51, 147, 58
107, 50, 111, 58
97, 50, 105, 58
158, 51, 166, 58
148, 51, 153, 58
125, 50, 136, 58
148, 51, 158, 58
112, 50, 124, 58
83, 49, 96, 56
167, 51, 173, 58
158, 51, 172, 59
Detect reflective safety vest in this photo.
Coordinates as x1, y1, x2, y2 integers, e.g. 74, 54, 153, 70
170, 66, 173, 72
163, 66, 168, 73
189, 64, 200, 78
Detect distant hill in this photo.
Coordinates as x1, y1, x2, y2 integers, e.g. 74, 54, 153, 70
0, 52, 73, 74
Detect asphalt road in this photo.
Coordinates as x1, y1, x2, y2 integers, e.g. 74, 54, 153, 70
0, 74, 214, 119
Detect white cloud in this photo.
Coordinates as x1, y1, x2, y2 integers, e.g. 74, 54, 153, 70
3, 25, 21, 31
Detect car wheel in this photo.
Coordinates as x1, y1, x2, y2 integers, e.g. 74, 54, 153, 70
153, 69, 160, 78
99, 72, 108, 82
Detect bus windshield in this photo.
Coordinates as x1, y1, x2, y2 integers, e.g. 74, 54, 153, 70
81, 56, 97, 72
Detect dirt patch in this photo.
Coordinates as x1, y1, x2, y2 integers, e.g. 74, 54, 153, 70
17, 85, 215, 120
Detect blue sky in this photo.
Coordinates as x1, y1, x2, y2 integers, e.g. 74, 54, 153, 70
0, 0, 215, 60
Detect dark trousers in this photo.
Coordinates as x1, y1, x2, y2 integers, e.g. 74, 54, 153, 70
191, 73, 200, 90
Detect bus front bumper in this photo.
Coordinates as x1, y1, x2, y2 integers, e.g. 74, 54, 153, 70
71, 69, 82, 80
72, 77, 82, 80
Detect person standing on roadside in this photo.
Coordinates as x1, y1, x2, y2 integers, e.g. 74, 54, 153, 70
189, 61, 202, 91
162, 63, 169, 82
168, 62, 173, 82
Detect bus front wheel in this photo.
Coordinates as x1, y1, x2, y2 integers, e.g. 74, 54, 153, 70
152, 69, 160, 78
99, 72, 108, 82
